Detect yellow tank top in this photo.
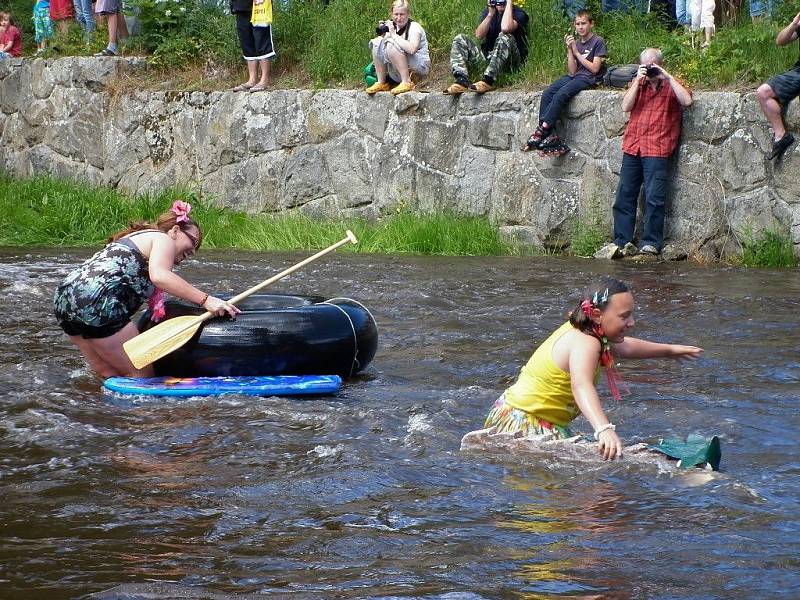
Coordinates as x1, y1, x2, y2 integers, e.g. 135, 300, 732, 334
504, 321, 598, 427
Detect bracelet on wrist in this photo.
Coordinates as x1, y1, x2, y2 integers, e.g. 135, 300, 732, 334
199, 293, 209, 306
594, 422, 616, 440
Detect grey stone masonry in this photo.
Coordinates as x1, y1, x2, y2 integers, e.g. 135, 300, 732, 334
1, 56, 798, 259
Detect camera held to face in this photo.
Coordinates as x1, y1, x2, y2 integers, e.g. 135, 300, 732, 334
376, 21, 391, 35
645, 64, 660, 78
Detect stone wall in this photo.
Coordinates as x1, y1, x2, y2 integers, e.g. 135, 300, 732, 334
1, 57, 798, 259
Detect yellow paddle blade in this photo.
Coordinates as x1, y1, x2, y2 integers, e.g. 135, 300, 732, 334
123, 314, 205, 369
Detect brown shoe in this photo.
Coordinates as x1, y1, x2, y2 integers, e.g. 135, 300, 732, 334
469, 80, 495, 94
444, 82, 469, 95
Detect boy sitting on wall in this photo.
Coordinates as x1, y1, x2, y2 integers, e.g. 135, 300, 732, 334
524, 9, 606, 157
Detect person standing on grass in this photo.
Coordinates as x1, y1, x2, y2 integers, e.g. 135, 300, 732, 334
756, 12, 800, 161
93, 0, 124, 56
0, 12, 22, 59
229, 0, 275, 92
72, 0, 96, 40
32, 0, 54, 55
444, 0, 529, 95
605, 48, 692, 259
49, 0, 73, 40
523, 9, 606, 157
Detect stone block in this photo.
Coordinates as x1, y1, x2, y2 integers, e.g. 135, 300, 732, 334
564, 112, 608, 157
419, 93, 459, 119
393, 91, 421, 114
594, 91, 628, 138
356, 92, 392, 139
245, 113, 280, 155
674, 142, 719, 184
281, 145, 333, 208
307, 89, 357, 142
467, 114, 515, 150
454, 145, 495, 215
29, 60, 55, 99
324, 134, 373, 207
666, 180, 723, 245
371, 153, 416, 214
203, 155, 285, 213
456, 91, 525, 116
416, 166, 460, 213
718, 128, 767, 192
724, 188, 793, 240
407, 119, 467, 174
682, 92, 741, 143
0, 67, 21, 113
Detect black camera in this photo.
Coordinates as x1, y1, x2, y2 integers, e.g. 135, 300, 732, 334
376, 22, 390, 35
488, 0, 497, 5
645, 64, 660, 78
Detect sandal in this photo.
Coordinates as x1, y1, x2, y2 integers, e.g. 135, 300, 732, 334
768, 133, 795, 160
231, 83, 254, 92
249, 83, 270, 92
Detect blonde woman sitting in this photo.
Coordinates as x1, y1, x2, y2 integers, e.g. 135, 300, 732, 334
366, 0, 431, 95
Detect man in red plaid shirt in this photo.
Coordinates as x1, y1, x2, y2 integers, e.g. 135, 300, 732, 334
608, 48, 693, 258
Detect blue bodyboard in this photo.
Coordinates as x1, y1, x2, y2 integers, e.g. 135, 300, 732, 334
103, 374, 342, 397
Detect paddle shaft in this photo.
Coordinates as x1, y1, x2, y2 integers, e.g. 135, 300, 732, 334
228, 233, 357, 305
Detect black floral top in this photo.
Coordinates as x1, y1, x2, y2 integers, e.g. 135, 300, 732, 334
54, 235, 155, 338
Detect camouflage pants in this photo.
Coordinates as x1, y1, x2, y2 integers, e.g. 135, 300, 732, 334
449, 33, 521, 81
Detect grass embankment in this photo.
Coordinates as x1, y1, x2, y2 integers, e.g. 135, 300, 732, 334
0, 174, 515, 256
2, 175, 796, 266
3, 0, 799, 90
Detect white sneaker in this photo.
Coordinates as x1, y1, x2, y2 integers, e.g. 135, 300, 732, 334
640, 244, 659, 255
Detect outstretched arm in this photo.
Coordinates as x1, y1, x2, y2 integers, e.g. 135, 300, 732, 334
613, 336, 703, 360
569, 335, 623, 460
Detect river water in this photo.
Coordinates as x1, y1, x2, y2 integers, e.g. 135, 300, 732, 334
1, 248, 798, 599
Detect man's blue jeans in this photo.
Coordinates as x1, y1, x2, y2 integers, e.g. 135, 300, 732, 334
613, 152, 669, 251
73, 0, 96, 33
538, 75, 593, 128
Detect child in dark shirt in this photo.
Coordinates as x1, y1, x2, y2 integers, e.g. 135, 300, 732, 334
524, 9, 606, 157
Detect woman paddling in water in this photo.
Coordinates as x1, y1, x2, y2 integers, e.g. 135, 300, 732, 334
54, 201, 240, 379
477, 277, 703, 460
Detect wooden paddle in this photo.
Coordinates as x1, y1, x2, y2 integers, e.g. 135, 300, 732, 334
124, 230, 359, 369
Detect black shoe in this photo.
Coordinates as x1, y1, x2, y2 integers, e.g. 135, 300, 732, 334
453, 73, 470, 88
524, 125, 552, 151
768, 133, 794, 160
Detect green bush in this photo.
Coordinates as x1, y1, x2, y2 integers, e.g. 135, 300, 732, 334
569, 204, 608, 257
739, 226, 798, 268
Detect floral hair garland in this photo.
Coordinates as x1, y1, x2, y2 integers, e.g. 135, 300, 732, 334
580, 290, 624, 402
171, 200, 192, 223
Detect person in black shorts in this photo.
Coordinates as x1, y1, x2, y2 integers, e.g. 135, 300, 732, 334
757, 12, 800, 160
229, 0, 276, 92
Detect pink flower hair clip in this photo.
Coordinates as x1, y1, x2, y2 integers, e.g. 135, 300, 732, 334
171, 200, 192, 223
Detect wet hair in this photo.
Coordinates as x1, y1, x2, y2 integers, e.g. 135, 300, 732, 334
108, 204, 203, 248
0, 11, 15, 26
575, 9, 593, 22
568, 277, 631, 332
